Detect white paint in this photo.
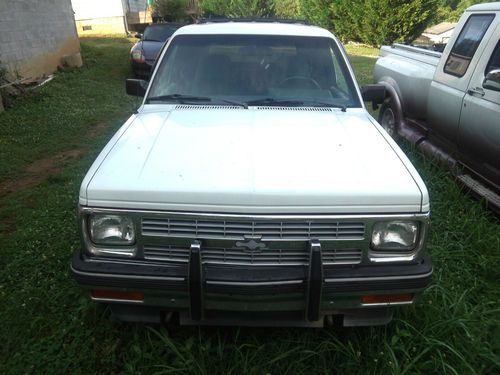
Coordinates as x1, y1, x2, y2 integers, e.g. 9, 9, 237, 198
72, 0, 124, 20
80, 107, 427, 214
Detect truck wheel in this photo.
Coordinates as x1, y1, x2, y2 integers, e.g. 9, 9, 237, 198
378, 99, 400, 139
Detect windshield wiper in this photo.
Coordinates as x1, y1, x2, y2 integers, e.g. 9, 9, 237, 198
146, 94, 247, 108
245, 98, 304, 107
303, 100, 347, 112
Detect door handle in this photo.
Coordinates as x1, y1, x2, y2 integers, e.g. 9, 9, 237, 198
467, 87, 485, 97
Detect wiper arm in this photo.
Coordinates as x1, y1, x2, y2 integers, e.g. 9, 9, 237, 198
303, 100, 347, 112
246, 98, 304, 107
146, 94, 212, 103
146, 94, 247, 108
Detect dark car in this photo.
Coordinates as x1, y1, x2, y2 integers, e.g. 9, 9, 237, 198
130, 23, 182, 78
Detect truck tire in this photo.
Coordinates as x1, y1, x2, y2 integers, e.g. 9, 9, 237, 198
378, 99, 400, 139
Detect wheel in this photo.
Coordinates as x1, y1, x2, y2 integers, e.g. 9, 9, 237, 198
279, 75, 322, 89
378, 99, 400, 139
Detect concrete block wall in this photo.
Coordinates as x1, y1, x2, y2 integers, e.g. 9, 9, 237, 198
0, 0, 81, 80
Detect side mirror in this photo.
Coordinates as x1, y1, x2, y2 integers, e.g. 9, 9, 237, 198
361, 84, 386, 104
126, 79, 148, 97
483, 69, 500, 92
134, 32, 143, 39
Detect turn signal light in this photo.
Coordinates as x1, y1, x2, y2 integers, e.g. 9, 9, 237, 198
91, 290, 144, 302
361, 293, 413, 304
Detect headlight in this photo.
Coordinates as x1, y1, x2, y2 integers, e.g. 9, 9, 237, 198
89, 215, 135, 245
131, 50, 145, 62
371, 221, 419, 251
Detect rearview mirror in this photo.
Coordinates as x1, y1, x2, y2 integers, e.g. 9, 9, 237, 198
361, 84, 386, 104
126, 79, 148, 97
483, 69, 500, 92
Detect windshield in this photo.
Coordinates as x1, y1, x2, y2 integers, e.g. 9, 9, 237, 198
147, 34, 361, 108
143, 24, 179, 42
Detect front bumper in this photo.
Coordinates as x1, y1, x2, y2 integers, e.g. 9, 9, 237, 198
71, 249, 432, 326
130, 60, 153, 78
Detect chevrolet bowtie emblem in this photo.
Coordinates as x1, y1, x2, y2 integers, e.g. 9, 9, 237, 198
235, 236, 268, 252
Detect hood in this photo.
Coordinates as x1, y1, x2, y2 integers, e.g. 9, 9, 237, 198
81, 106, 426, 214
140, 40, 164, 62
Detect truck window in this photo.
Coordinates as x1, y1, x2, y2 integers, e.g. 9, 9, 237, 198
444, 14, 495, 77
148, 34, 362, 108
485, 40, 500, 75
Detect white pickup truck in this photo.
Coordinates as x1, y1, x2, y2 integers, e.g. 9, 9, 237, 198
374, 2, 500, 212
71, 20, 432, 327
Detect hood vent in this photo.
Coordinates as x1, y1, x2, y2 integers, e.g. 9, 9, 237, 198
256, 106, 333, 112
174, 105, 334, 112
174, 105, 243, 110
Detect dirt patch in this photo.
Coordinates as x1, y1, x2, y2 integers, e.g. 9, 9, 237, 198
0, 149, 84, 197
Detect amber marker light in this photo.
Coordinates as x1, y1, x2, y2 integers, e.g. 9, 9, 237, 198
361, 293, 413, 305
91, 290, 144, 302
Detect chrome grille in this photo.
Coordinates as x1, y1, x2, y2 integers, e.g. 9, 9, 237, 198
141, 245, 361, 266
144, 245, 189, 263
141, 218, 365, 240
202, 247, 308, 265
323, 248, 362, 265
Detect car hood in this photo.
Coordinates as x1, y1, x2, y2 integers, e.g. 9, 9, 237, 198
80, 106, 428, 214
139, 40, 164, 62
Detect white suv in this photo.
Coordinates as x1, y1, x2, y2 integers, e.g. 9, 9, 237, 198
71, 20, 432, 327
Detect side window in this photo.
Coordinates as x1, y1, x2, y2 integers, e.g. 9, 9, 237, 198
485, 39, 500, 74
444, 14, 495, 77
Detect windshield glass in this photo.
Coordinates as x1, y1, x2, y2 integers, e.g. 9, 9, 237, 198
147, 34, 361, 108
143, 24, 179, 42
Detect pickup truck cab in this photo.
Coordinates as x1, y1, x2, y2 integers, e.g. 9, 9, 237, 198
374, 2, 500, 212
72, 20, 432, 327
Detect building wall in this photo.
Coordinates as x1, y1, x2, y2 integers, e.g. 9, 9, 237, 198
72, 0, 126, 35
0, 0, 81, 80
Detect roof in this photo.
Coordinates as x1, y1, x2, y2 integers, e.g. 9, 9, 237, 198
467, 2, 500, 11
174, 21, 333, 38
424, 22, 457, 35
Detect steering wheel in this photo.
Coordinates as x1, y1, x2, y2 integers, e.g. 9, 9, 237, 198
279, 75, 322, 89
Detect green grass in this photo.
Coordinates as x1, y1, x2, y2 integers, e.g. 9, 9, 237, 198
0, 39, 499, 375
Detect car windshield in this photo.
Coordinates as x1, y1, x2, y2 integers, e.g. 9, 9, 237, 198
143, 24, 179, 42
147, 34, 361, 108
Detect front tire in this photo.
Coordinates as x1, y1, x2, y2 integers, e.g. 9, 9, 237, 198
378, 99, 400, 139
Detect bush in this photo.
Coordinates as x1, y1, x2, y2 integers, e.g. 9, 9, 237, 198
152, 0, 188, 22
299, 0, 332, 28
200, 0, 275, 18
330, 0, 439, 46
274, 0, 302, 19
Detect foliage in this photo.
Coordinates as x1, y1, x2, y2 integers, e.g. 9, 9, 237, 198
274, 0, 302, 19
330, 0, 439, 46
200, 0, 275, 18
443, 0, 491, 21
299, 0, 332, 28
152, 0, 188, 22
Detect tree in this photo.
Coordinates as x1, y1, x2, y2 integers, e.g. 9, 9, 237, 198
330, 0, 439, 46
275, 0, 302, 19
299, 0, 332, 29
152, 0, 188, 22
200, 0, 275, 18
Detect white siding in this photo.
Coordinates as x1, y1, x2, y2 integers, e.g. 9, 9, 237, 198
71, 0, 124, 20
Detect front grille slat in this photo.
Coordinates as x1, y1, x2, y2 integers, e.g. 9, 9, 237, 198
142, 217, 365, 241
143, 245, 362, 266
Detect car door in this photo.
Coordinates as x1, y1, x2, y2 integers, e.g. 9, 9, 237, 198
457, 25, 500, 189
427, 13, 496, 154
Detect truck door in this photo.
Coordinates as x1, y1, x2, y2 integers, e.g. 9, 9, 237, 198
427, 14, 496, 154
458, 28, 500, 189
